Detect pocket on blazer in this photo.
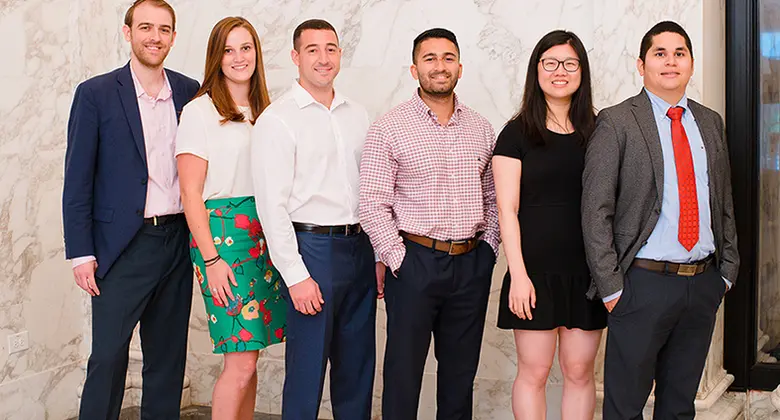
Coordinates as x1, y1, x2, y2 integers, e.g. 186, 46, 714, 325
93, 207, 114, 223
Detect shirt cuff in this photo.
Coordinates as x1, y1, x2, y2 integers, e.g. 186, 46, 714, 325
385, 245, 407, 274
723, 277, 732, 290
602, 289, 623, 303
480, 232, 500, 256
280, 262, 311, 288
72, 255, 96, 269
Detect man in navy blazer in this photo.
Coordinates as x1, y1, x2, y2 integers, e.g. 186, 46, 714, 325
62, 1, 199, 418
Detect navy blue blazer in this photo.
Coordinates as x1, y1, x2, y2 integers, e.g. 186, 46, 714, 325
63, 63, 200, 278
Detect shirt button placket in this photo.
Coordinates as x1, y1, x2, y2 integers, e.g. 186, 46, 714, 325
446, 127, 458, 233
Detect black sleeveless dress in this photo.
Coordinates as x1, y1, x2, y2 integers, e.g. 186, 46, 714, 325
494, 121, 607, 331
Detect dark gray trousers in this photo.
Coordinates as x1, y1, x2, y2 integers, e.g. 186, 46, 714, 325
603, 264, 727, 420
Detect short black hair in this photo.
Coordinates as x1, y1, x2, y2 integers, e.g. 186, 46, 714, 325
293, 19, 338, 51
412, 28, 460, 63
639, 21, 693, 62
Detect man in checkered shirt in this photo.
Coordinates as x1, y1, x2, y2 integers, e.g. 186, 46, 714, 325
359, 28, 500, 420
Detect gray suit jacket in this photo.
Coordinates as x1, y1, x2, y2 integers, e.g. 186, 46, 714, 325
581, 90, 739, 299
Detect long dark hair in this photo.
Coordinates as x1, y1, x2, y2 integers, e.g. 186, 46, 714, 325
194, 17, 271, 125
511, 30, 595, 145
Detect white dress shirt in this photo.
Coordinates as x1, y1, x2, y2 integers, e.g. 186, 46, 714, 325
251, 81, 371, 287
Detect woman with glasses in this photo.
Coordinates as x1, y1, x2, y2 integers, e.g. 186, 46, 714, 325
492, 30, 606, 420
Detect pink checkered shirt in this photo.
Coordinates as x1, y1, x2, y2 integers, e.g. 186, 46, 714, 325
359, 90, 500, 272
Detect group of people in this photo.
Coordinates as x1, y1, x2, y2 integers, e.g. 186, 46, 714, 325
61, 0, 739, 420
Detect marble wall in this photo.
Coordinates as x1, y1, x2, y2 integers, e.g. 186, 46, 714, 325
167, 0, 733, 418
0, 0, 99, 419
0, 0, 729, 419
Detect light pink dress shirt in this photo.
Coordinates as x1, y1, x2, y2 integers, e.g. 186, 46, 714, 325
72, 67, 181, 269
131, 67, 182, 218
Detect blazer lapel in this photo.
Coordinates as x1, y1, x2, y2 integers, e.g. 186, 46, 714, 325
116, 63, 147, 165
687, 101, 721, 215
166, 69, 187, 123
631, 91, 664, 199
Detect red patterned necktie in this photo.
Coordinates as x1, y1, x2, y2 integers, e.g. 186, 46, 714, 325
666, 106, 699, 251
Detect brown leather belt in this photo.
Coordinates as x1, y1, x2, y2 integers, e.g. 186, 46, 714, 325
400, 231, 480, 256
292, 222, 362, 236
632, 255, 714, 277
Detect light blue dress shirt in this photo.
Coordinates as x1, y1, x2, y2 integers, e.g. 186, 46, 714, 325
603, 89, 729, 303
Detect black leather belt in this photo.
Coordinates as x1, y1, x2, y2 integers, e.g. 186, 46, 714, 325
632, 255, 714, 277
143, 213, 184, 226
292, 222, 362, 236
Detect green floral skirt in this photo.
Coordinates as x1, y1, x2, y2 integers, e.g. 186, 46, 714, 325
190, 196, 286, 354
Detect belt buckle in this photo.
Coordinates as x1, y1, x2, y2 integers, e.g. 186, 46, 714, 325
153, 215, 158, 226
344, 224, 351, 236
448, 240, 467, 255
677, 263, 697, 276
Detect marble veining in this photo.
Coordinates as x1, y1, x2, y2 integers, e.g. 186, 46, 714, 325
0, 0, 732, 418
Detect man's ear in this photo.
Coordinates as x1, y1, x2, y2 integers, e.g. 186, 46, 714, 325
123, 25, 132, 42
291, 48, 300, 67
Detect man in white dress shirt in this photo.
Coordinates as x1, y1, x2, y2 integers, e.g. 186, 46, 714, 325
251, 19, 383, 420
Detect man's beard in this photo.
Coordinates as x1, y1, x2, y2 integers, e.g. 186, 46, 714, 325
419, 72, 457, 97
132, 42, 169, 68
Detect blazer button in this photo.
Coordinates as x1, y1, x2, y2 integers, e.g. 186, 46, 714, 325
141, 178, 148, 185
136, 210, 143, 216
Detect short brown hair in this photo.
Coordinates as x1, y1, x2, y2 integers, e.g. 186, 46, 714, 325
293, 19, 338, 51
194, 17, 271, 125
124, 0, 176, 31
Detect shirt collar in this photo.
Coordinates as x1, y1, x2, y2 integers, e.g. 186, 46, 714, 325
291, 80, 347, 110
644, 88, 692, 120
130, 65, 172, 101
411, 88, 464, 124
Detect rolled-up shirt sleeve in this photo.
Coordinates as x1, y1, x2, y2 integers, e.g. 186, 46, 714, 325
251, 112, 310, 287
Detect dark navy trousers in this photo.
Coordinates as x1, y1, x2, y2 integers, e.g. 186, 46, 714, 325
79, 219, 193, 420
382, 239, 496, 420
281, 231, 377, 420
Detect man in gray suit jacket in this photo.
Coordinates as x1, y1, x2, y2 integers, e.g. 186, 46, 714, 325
582, 21, 739, 419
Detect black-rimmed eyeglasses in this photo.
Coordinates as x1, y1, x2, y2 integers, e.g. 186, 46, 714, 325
540, 58, 580, 72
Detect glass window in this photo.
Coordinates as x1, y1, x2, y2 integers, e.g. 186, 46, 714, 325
757, 0, 780, 364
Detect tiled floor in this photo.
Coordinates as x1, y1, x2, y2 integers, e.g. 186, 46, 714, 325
178, 406, 282, 419
75, 391, 759, 420
749, 390, 776, 420
68, 406, 284, 419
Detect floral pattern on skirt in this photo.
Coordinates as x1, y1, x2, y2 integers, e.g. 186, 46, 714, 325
190, 196, 286, 354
